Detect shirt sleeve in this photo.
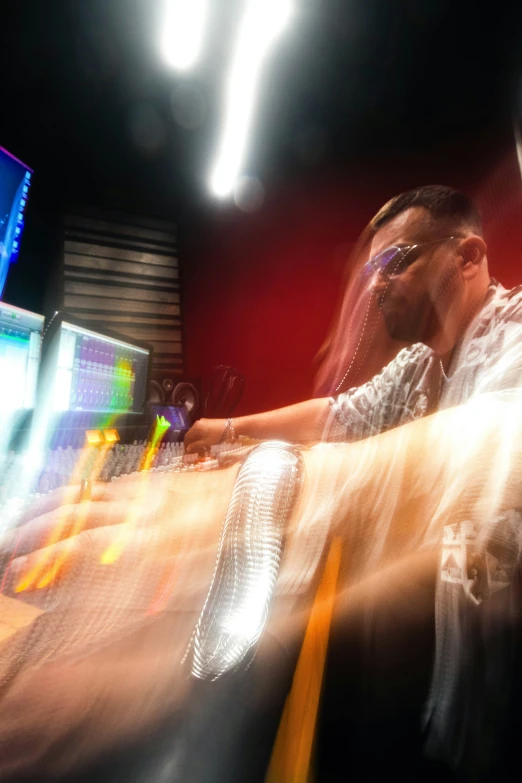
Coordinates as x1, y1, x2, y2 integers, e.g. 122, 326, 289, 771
326, 345, 426, 442
473, 290, 522, 396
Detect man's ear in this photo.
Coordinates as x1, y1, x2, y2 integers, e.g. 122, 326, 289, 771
458, 235, 487, 278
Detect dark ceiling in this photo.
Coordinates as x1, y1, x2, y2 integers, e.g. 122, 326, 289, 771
2, 0, 522, 218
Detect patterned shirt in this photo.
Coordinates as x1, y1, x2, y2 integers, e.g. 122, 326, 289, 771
327, 279, 522, 776
327, 280, 522, 441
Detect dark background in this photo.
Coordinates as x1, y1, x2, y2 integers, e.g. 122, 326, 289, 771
2, 0, 522, 413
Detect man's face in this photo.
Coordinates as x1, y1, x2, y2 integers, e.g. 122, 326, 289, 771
369, 207, 461, 345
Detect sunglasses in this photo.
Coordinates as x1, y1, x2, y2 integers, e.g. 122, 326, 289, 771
364, 236, 458, 281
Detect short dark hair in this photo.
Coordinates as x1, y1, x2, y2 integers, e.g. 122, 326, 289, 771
371, 185, 483, 236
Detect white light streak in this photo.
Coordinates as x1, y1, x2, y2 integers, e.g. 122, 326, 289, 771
161, 0, 209, 72
209, 0, 293, 198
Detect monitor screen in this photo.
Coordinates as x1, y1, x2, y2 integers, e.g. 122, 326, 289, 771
0, 303, 43, 412
148, 404, 191, 431
52, 321, 150, 414
0, 146, 33, 299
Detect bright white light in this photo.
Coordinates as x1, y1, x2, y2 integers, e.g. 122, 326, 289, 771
161, 0, 209, 71
209, 0, 293, 198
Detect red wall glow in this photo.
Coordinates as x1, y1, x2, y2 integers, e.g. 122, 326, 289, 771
183, 176, 367, 415
184, 145, 522, 417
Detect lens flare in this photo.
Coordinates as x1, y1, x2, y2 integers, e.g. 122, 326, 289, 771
161, 0, 209, 71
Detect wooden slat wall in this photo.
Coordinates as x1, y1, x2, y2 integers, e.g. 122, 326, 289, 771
62, 209, 183, 378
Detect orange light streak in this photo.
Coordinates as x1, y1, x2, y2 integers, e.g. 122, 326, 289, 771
15, 441, 112, 593
100, 418, 171, 566
266, 537, 342, 783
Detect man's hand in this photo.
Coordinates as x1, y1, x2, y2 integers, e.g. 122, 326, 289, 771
184, 417, 227, 454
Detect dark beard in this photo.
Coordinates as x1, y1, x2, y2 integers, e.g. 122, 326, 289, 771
381, 296, 439, 344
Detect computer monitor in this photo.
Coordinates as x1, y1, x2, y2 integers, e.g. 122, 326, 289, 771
0, 303, 43, 412
0, 146, 33, 299
47, 317, 151, 415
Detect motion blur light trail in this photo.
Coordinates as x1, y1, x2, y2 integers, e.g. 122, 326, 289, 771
209, 0, 293, 197
149, 415, 172, 452
267, 537, 342, 783
99, 417, 171, 566
8, 444, 93, 593
141, 415, 171, 472
15, 501, 76, 593
14, 444, 95, 592
160, 0, 294, 198
31, 444, 114, 590
15, 441, 114, 593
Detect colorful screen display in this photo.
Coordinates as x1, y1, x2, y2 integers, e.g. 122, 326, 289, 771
148, 404, 191, 431
0, 146, 33, 299
52, 322, 149, 414
0, 303, 43, 411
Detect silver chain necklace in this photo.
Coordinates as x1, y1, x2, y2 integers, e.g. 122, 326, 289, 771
439, 358, 453, 382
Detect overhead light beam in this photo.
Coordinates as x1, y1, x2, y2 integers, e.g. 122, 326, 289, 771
209, 0, 293, 198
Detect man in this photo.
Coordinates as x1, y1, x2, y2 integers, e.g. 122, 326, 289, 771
1, 186, 522, 781
183, 184, 522, 777
186, 185, 517, 452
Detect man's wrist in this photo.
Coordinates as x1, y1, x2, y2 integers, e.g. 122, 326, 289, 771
219, 418, 236, 444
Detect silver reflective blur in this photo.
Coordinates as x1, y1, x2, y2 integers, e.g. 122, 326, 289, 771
187, 440, 304, 680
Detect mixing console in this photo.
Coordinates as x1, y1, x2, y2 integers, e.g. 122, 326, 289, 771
0, 442, 184, 498
0, 441, 256, 495
0, 441, 258, 529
